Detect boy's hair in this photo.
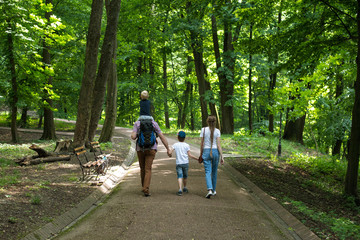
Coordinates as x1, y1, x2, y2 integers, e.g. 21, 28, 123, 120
141, 90, 149, 100
177, 130, 186, 142
178, 136, 185, 142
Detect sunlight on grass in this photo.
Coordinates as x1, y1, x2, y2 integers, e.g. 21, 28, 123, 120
287, 199, 360, 240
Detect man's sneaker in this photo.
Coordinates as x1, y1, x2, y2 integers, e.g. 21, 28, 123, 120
183, 187, 189, 193
205, 190, 212, 199
144, 192, 151, 197
212, 191, 217, 196
177, 190, 182, 196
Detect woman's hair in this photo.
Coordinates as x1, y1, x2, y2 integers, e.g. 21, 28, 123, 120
207, 115, 217, 157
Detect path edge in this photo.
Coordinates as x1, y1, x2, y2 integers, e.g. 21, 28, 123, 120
223, 161, 320, 240
21, 138, 137, 240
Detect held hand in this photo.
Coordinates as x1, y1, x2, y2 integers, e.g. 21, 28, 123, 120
167, 149, 172, 157
220, 157, 224, 165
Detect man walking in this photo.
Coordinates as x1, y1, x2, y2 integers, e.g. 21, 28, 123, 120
131, 119, 171, 197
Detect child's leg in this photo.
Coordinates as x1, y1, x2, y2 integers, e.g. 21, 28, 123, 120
183, 164, 189, 189
178, 178, 183, 190
176, 164, 184, 191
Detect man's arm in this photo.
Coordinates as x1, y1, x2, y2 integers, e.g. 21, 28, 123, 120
157, 132, 172, 156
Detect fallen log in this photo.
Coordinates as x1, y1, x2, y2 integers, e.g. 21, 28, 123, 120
29, 144, 53, 158
17, 155, 71, 166
15, 144, 72, 166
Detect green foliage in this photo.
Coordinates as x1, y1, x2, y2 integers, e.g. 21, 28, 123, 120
288, 153, 347, 178
30, 194, 42, 205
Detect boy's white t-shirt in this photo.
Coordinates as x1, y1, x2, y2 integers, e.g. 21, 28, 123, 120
172, 142, 190, 165
200, 127, 221, 149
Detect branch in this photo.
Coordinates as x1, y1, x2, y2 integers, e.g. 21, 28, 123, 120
319, 0, 355, 38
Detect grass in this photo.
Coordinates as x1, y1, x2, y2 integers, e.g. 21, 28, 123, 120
288, 198, 360, 240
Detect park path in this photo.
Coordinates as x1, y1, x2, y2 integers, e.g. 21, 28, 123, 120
51, 126, 318, 240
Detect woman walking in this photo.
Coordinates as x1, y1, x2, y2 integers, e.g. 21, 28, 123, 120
200, 116, 224, 198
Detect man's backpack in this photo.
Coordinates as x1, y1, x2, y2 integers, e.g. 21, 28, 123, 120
137, 119, 157, 150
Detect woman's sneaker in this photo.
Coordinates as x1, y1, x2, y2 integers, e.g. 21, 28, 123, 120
177, 190, 182, 196
212, 191, 217, 196
183, 187, 189, 193
205, 190, 212, 199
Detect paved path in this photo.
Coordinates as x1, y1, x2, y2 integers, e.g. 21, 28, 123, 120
50, 127, 318, 240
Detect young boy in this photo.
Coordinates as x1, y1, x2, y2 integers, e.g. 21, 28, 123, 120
138, 90, 153, 121
170, 131, 198, 196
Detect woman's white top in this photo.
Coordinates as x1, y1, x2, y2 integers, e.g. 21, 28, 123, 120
200, 127, 221, 149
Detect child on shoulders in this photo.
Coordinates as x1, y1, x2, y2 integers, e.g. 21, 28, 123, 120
138, 90, 154, 121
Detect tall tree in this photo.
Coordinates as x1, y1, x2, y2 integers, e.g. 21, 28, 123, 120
73, 0, 104, 147
99, 0, 119, 143
211, 1, 240, 134
6, 19, 19, 143
345, 0, 360, 201
41, 0, 56, 140
248, 24, 253, 134
186, 0, 209, 126
88, 0, 122, 142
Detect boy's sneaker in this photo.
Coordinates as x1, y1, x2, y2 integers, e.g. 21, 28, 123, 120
205, 190, 212, 199
183, 187, 189, 193
177, 190, 182, 196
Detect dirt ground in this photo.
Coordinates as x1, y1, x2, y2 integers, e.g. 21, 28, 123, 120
0, 129, 130, 240
227, 158, 360, 240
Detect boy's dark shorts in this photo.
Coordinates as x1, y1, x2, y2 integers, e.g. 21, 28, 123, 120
176, 163, 189, 179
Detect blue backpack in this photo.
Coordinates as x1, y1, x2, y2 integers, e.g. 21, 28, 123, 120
137, 119, 157, 150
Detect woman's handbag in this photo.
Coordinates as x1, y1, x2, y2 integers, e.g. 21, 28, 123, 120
198, 128, 205, 163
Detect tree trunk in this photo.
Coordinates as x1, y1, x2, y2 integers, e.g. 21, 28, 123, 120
181, 57, 193, 129
41, 0, 56, 141
191, 46, 208, 126
283, 113, 306, 144
88, 0, 122, 142
268, 10, 281, 133
186, 1, 208, 127
248, 24, 253, 133
190, 83, 195, 131
99, 36, 118, 143
333, 65, 344, 156
20, 107, 28, 128
163, 50, 170, 128
211, 13, 235, 134
345, 0, 360, 201
6, 20, 19, 143
73, 0, 104, 148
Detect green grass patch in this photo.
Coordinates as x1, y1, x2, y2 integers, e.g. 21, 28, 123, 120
286, 198, 360, 240
30, 194, 42, 205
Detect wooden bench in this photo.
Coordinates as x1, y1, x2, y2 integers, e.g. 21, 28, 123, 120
74, 145, 100, 180
90, 141, 109, 175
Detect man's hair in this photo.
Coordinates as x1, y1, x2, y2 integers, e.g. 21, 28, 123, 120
141, 90, 149, 100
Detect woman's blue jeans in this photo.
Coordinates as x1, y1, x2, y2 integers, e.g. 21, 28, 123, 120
202, 148, 219, 191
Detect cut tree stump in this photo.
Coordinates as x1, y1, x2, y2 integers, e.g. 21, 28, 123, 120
54, 140, 72, 153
